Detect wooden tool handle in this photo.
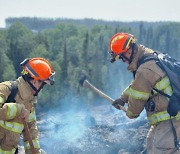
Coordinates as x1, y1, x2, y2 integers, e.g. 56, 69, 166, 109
83, 80, 127, 112
22, 118, 36, 154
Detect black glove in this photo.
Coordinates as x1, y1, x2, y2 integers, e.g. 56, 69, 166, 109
112, 98, 125, 110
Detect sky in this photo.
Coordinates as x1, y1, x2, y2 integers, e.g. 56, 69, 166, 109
1, 0, 180, 28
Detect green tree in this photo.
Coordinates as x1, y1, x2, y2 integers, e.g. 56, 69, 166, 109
82, 31, 89, 70
7, 22, 35, 77
0, 30, 16, 81
61, 39, 68, 83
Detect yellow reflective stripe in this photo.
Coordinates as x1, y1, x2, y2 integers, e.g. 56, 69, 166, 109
163, 86, 173, 96
28, 111, 36, 122
148, 111, 170, 125
6, 103, 17, 120
24, 139, 40, 149
154, 77, 170, 90
153, 76, 173, 100
123, 87, 130, 96
0, 147, 16, 154
148, 111, 180, 125
0, 120, 24, 133
129, 87, 150, 100
152, 85, 172, 97
176, 114, 180, 120
34, 99, 37, 104
0, 97, 4, 104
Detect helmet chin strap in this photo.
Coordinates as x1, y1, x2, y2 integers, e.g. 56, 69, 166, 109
129, 43, 135, 63
120, 54, 131, 64
22, 75, 46, 96
121, 43, 135, 64
29, 81, 46, 96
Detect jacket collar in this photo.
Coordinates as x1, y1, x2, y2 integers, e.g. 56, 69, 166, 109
127, 45, 154, 72
16, 76, 34, 100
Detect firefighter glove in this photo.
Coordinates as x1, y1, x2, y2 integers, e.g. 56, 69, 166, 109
112, 98, 125, 110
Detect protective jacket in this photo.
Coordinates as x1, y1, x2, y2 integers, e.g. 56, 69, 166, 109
120, 45, 180, 153
120, 45, 180, 122
0, 76, 40, 153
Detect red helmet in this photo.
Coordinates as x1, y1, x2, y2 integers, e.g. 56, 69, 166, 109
21, 58, 55, 85
109, 33, 136, 55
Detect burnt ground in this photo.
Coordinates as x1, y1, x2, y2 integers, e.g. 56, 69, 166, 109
36, 104, 149, 154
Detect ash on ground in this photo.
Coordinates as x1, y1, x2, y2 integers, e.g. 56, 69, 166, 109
37, 104, 149, 154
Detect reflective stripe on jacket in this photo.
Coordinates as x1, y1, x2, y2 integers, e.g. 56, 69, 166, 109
0, 120, 24, 133
24, 139, 40, 150
153, 76, 173, 96
6, 103, 17, 120
148, 111, 180, 125
125, 87, 150, 101
0, 147, 16, 154
28, 110, 36, 123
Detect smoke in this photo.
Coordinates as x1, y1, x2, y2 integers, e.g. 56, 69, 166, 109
37, 95, 147, 154
105, 60, 133, 99
37, 94, 98, 153
39, 112, 87, 153
37, 61, 148, 154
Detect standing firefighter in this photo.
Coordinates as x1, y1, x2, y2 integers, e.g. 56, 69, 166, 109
109, 33, 180, 154
0, 58, 55, 153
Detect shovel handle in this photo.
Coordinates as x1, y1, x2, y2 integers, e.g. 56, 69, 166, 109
22, 118, 36, 154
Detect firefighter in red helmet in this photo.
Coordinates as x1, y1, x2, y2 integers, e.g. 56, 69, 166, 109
109, 33, 180, 154
0, 57, 55, 153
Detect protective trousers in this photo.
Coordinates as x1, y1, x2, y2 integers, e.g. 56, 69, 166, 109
147, 118, 180, 154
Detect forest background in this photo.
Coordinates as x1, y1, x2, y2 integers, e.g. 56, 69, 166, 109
1, 17, 180, 111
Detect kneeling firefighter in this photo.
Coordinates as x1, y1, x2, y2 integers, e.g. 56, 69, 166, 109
109, 33, 180, 154
0, 58, 55, 153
